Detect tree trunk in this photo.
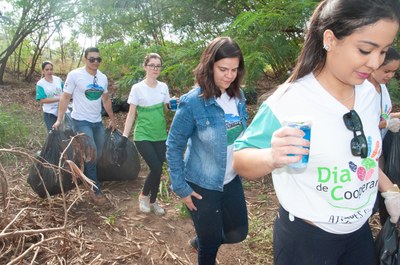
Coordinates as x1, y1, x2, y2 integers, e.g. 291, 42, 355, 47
17, 43, 23, 80
0, 27, 32, 84
0, 46, 19, 85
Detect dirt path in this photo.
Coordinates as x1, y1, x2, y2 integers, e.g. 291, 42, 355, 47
0, 78, 277, 264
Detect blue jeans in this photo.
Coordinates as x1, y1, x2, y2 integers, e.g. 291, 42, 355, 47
72, 119, 105, 193
274, 207, 376, 265
188, 176, 248, 265
43, 112, 57, 132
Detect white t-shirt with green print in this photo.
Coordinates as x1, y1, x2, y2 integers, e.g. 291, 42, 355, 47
36, 76, 64, 116
216, 92, 244, 184
128, 80, 170, 141
235, 73, 381, 234
64, 67, 108, 123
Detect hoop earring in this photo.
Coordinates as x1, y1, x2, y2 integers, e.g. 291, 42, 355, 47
323, 45, 330, 51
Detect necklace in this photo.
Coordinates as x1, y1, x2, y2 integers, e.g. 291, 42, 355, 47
337, 88, 355, 102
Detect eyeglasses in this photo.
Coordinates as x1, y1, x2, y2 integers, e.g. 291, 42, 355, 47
93, 75, 98, 87
146, 64, 162, 70
88, 57, 102, 63
343, 110, 368, 158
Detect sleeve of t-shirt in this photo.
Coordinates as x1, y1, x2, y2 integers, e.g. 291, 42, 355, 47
59, 77, 64, 90
234, 102, 282, 150
64, 72, 76, 94
103, 76, 108, 93
127, 84, 139, 105
165, 83, 171, 103
36, 85, 47, 100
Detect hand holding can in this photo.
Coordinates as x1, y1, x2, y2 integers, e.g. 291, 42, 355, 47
282, 117, 312, 170
170, 97, 178, 112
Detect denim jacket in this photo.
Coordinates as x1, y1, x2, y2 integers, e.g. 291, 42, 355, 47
166, 87, 248, 198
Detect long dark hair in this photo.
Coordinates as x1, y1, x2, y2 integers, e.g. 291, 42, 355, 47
289, 0, 400, 83
194, 37, 245, 99
382, 47, 400, 66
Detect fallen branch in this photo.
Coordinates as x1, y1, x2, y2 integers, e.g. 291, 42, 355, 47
0, 163, 8, 210
6, 235, 65, 265
0, 226, 65, 239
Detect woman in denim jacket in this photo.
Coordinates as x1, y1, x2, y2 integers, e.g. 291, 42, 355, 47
166, 37, 248, 265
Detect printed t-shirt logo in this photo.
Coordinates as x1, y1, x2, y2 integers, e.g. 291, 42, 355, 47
52, 87, 62, 98
225, 114, 243, 145
381, 104, 391, 121
316, 136, 380, 212
85, 83, 104, 101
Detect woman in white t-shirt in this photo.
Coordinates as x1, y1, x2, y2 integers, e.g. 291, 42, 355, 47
233, 0, 400, 264
166, 37, 248, 265
35, 61, 64, 131
120, 53, 170, 216
368, 47, 400, 225
368, 47, 400, 139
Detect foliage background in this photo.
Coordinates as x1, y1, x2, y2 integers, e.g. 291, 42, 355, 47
2, 0, 399, 100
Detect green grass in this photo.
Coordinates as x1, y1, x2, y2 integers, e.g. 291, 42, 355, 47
101, 210, 123, 226
158, 162, 171, 202
0, 103, 46, 147
0, 103, 46, 165
175, 202, 191, 218
243, 216, 274, 264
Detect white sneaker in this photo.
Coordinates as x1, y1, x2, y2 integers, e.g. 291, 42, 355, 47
139, 194, 151, 213
151, 201, 165, 216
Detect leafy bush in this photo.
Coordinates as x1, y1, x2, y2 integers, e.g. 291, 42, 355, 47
388, 79, 400, 105
243, 87, 258, 105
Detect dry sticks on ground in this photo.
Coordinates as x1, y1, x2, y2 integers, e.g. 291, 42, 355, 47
0, 135, 192, 264
0, 134, 97, 264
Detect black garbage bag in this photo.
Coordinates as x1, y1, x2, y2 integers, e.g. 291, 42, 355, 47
379, 132, 400, 224
27, 129, 79, 198
120, 99, 130, 112
375, 219, 400, 265
58, 111, 74, 135
97, 129, 140, 181
101, 99, 122, 116
383, 131, 400, 185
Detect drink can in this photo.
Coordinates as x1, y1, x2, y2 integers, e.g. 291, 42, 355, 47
282, 117, 312, 170
170, 97, 177, 111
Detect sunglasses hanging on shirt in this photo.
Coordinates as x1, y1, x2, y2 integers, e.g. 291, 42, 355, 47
343, 110, 368, 158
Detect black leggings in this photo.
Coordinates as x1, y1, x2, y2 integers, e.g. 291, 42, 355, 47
135, 140, 166, 203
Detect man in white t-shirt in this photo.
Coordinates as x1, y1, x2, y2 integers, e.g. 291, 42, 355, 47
53, 47, 116, 205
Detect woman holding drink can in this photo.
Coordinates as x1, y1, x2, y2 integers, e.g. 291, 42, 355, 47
233, 0, 400, 264
120, 52, 171, 215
